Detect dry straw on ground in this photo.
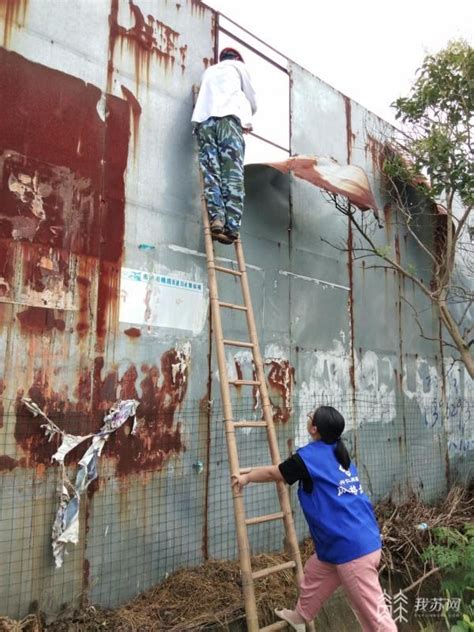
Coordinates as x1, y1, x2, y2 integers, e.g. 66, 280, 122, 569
1, 486, 472, 631
377, 485, 474, 592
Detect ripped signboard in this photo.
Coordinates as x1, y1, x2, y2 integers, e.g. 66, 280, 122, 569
120, 268, 208, 334
22, 397, 138, 568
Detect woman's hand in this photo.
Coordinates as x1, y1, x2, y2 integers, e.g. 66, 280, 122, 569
231, 474, 249, 493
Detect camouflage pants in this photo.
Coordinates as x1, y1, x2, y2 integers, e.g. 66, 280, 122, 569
195, 115, 245, 235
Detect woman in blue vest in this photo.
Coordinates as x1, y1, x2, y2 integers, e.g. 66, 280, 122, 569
232, 405, 397, 632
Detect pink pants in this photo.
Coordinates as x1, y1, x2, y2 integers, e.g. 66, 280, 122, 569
296, 549, 397, 632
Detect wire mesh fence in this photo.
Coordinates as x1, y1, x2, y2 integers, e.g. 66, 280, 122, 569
0, 392, 472, 619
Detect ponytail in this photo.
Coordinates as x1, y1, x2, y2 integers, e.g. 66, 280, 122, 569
335, 438, 351, 470
313, 406, 350, 469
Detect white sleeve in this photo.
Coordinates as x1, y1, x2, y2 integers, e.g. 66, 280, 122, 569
238, 65, 257, 115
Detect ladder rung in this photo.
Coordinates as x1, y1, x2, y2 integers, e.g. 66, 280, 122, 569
229, 379, 260, 386
233, 421, 267, 428
260, 622, 290, 632
245, 512, 284, 526
218, 301, 247, 311
252, 561, 296, 580
223, 339, 254, 348
214, 265, 242, 277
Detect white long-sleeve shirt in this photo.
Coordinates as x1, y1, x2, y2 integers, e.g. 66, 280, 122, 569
191, 59, 257, 129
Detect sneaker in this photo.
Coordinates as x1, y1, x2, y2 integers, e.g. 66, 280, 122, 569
210, 218, 225, 234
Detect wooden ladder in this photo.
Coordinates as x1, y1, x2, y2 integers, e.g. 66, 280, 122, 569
200, 183, 316, 632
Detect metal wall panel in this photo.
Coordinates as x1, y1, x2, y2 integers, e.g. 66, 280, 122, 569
0, 0, 217, 617
0, 1, 472, 620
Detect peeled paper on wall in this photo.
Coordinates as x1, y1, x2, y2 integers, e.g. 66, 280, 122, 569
265, 155, 378, 212
22, 397, 139, 568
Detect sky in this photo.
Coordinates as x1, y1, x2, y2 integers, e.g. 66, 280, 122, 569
205, 0, 473, 126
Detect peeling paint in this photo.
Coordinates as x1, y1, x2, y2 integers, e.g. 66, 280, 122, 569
265, 357, 294, 423
297, 341, 397, 446
106, 344, 190, 475
0, 49, 130, 353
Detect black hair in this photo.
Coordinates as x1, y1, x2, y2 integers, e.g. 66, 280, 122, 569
312, 406, 351, 470
219, 47, 243, 63
220, 51, 238, 61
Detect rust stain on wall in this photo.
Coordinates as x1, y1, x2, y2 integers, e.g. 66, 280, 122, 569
0, 377, 4, 429
383, 202, 393, 243
347, 222, 356, 392
0, 240, 13, 298
0, 454, 25, 471
74, 367, 92, 411
343, 95, 355, 164
365, 134, 385, 171
265, 359, 294, 423
0, 48, 129, 352
179, 44, 187, 73
15, 378, 64, 467
120, 85, 142, 156
189, 0, 207, 17
76, 268, 92, 338
106, 348, 189, 475
16, 306, 65, 333
0, 48, 130, 467
108, 0, 184, 93
234, 359, 243, 391
0, 0, 28, 47
124, 326, 141, 338
13, 346, 188, 472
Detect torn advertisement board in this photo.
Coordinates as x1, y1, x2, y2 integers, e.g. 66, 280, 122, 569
119, 268, 208, 335
22, 397, 138, 568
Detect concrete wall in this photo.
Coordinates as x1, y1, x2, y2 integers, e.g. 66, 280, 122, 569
0, 0, 472, 619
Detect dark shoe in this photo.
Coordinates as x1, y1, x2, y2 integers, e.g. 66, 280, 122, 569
210, 218, 225, 234
214, 232, 234, 245
225, 231, 239, 243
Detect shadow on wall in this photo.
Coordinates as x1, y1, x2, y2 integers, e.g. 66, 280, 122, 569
243, 164, 290, 241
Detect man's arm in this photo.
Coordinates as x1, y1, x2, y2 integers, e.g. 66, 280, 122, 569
232, 465, 283, 493
238, 65, 257, 115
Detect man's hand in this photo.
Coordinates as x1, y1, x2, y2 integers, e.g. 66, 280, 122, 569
243, 127, 252, 135
231, 473, 249, 493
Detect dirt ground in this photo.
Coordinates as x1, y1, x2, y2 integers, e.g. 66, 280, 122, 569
1, 487, 472, 631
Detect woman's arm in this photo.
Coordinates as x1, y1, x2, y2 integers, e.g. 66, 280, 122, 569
231, 465, 284, 493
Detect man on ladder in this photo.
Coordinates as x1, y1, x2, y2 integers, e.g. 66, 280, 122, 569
192, 47, 257, 245
194, 50, 313, 631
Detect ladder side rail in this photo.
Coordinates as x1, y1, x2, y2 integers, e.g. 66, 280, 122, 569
235, 238, 317, 632
199, 184, 260, 632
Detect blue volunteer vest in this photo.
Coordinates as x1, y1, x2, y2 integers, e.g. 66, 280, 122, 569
297, 441, 381, 564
